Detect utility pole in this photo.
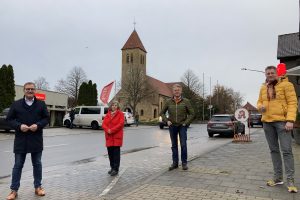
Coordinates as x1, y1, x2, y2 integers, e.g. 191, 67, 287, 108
202, 73, 205, 121
209, 76, 212, 119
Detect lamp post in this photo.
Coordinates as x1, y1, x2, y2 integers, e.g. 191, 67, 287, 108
241, 68, 265, 73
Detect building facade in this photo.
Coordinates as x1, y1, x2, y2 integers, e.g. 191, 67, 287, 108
277, 32, 300, 107
15, 85, 68, 127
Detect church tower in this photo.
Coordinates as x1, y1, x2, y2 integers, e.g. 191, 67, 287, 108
121, 30, 147, 87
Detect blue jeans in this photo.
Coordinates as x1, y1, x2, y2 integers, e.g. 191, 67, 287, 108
263, 122, 295, 181
10, 152, 43, 191
169, 125, 188, 164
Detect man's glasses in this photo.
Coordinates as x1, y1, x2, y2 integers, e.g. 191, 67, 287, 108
25, 88, 36, 91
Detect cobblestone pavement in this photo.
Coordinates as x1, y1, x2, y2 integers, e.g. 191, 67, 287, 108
104, 129, 300, 200
1, 128, 299, 199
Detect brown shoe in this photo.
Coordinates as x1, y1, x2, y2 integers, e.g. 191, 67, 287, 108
6, 190, 17, 200
35, 187, 45, 196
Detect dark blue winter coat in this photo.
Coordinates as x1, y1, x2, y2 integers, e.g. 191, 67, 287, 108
6, 97, 49, 153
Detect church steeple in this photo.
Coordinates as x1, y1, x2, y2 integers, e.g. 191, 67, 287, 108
121, 30, 147, 53
121, 29, 147, 88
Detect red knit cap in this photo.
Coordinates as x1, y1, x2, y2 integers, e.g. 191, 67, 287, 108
277, 63, 286, 77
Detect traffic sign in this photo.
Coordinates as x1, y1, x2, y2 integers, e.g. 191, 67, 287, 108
234, 108, 249, 122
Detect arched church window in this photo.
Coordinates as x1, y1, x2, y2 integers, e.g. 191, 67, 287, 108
131, 53, 133, 63
153, 109, 157, 118
140, 55, 142, 64
126, 54, 129, 63
140, 109, 144, 116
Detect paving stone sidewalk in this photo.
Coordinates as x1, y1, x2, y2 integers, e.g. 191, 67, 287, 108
103, 129, 300, 200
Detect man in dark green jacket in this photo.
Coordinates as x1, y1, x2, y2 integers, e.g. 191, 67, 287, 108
160, 84, 194, 170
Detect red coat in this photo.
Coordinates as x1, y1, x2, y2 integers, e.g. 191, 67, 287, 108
102, 110, 124, 147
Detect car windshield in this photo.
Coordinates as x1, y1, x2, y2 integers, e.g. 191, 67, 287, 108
211, 116, 231, 122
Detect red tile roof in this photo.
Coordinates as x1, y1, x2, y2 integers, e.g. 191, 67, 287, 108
243, 102, 258, 112
146, 76, 173, 97
122, 30, 147, 53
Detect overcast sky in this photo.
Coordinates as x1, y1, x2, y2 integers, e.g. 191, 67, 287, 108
0, 0, 298, 106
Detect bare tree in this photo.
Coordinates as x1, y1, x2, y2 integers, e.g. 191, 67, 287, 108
121, 67, 154, 116
228, 88, 244, 110
34, 77, 50, 90
55, 66, 87, 106
181, 69, 203, 96
211, 85, 244, 114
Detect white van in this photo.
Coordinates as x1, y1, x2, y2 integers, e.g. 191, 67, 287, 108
63, 106, 108, 130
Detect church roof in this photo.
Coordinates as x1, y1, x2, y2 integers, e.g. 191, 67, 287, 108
146, 76, 173, 97
122, 30, 147, 53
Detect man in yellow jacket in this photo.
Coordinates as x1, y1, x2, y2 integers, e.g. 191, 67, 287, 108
257, 65, 298, 193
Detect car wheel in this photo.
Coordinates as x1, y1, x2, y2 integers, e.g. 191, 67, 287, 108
64, 120, 71, 128
91, 122, 99, 130
208, 132, 214, 137
159, 124, 164, 129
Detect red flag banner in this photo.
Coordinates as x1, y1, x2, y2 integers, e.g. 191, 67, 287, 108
100, 81, 114, 104
35, 93, 46, 101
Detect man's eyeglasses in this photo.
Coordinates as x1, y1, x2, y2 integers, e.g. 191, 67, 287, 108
25, 88, 36, 91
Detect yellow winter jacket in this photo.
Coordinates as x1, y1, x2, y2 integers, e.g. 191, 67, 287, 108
257, 77, 297, 122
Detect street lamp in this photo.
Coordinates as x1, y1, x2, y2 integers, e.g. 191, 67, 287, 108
241, 68, 265, 73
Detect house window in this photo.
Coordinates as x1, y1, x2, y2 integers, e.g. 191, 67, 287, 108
131, 53, 133, 63
140, 109, 144, 116
126, 54, 129, 63
153, 109, 157, 118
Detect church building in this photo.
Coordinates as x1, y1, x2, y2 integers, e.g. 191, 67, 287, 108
115, 29, 179, 121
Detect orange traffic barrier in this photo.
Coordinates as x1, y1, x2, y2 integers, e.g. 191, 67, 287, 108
233, 134, 252, 142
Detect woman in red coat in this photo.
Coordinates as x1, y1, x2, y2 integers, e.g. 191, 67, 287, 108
102, 101, 124, 176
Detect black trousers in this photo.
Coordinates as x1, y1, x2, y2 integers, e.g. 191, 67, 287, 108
107, 146, 120, 171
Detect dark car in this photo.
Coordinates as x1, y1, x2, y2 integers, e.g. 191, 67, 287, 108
248, 113, 263, 127
0, 108, 12, 132
207, 114, 245, 137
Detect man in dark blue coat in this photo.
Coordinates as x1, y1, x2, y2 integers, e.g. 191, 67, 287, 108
6, 82, 49, 200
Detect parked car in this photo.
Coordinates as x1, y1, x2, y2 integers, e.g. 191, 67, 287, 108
0, 108, 12, 132
207, 114, 245, 137
248, 113, 263, 127
63, 106, 108, 130
158, 112, 169, 129
123, 112, 135, 126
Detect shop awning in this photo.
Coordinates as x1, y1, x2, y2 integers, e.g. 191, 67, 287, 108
287, 65, 300, 76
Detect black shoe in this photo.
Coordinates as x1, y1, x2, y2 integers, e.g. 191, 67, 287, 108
168, 163, 178, 171
182, 163, 188, 170
108, 169, 112, 175
110, 170, 119, 176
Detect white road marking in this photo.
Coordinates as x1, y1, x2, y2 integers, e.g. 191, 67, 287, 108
99, 168, 127, 197
44, 144, 68, 148
3, 144, 68, 153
